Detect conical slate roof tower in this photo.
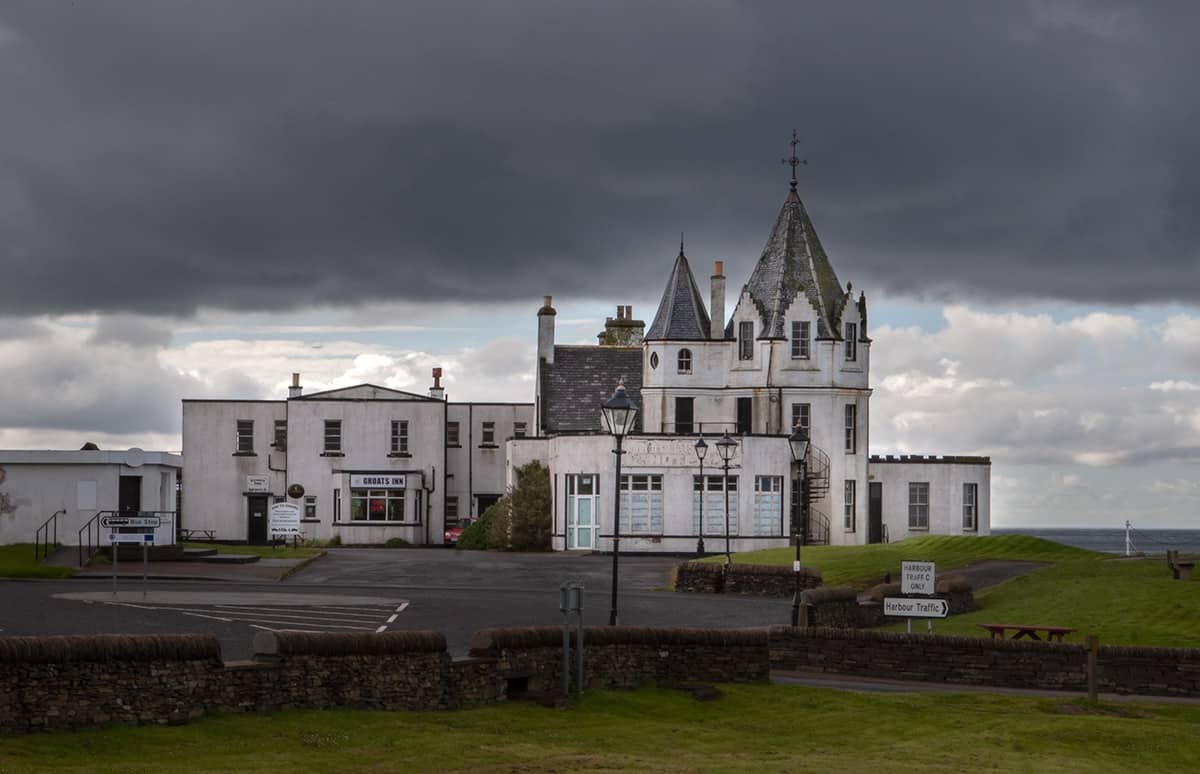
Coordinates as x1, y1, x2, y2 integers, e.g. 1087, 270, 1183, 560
740, 182, 848, 340
645, 244, 712, 341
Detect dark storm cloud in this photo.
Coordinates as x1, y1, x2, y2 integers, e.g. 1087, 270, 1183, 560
0, 0, 1197, 315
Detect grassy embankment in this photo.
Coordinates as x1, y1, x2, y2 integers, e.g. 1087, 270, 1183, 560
0, 544, 75, 579
726, 535, 1200, 648
1, 685, 1197, 773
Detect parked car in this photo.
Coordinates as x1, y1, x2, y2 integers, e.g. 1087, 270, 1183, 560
443, 518, 476, 546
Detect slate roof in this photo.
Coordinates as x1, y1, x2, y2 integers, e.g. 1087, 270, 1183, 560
539, 345, 643, 433
739, 189, 848, 339
645, 250, 712, 341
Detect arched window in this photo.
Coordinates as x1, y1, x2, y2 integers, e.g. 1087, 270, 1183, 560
677, 348, 692, 374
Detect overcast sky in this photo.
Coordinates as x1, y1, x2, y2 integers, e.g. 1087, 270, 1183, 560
1, 1, 1198, 528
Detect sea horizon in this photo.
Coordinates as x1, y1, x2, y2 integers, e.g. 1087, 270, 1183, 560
992, 526, 1200, 554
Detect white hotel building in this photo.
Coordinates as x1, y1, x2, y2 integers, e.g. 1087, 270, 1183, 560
180, 177, 989, 550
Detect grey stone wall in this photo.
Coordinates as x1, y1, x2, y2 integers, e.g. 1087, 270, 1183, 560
674, 561, 822, 597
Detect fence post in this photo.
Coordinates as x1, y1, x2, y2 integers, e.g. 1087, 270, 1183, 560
1085, 634, 1099, 702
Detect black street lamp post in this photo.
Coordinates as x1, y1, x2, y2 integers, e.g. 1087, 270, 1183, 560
694, 437, 708, 556
601, 379, 638, 627
715, 434, 738, 568
789, 425, 811, 627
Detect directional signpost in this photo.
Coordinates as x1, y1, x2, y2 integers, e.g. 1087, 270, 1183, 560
102, 513, 161, 597
893, 560, 940, 633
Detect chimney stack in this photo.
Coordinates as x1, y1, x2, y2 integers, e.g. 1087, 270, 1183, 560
429, 367, 445, 400
537, 295, 556, 365
288, 372, 303, 398
710, 261, 725, 340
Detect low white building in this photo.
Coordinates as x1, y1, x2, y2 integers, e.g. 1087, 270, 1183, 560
0, 449, 181, 546
181, 374, 533, 544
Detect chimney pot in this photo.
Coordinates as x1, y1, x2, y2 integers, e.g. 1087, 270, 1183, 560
714, 261, 724, 276
543, 295, 552, 308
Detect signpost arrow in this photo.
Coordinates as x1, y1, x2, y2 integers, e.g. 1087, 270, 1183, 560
101, 515, 161, 529
883, 597, 949, 619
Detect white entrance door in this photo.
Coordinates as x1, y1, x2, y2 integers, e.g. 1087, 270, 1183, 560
566, 474, 598, 549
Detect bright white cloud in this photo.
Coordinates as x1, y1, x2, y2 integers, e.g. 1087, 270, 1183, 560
1150, 380, 1200, 392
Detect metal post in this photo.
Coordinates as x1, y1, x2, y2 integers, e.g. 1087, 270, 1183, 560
142, 540, 148, 599
790, 458, 806, 627
1125, 520, 1131, 557
1086, 634, 1099, 702
723, 457, 732, 568
696, 455, 705, 556
609, 435, 623, 626
112, 532, 118, 597
562, 607, 571, 698
577, 605, 584, 695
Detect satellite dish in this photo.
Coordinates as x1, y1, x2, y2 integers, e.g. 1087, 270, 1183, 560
125, 447, 145, 468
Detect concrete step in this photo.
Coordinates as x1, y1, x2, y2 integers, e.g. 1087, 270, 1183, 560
40, 545, 83, 569
198, 554, 261, 565
181, 547, 219, 559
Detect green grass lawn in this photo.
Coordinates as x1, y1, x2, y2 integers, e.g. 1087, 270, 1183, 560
181, 542, 324, 560
0, 544, 75, 579
1, 685, 1197, 773
725, 534, 1100, 586
888, 557, 1200, 648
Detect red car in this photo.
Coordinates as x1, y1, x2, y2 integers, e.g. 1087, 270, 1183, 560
443, 518, 476, 546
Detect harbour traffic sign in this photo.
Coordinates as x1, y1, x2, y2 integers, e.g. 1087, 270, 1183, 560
884, 597, 948, 618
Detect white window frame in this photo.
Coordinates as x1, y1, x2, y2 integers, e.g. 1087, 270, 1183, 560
791, 403, 811, 435
693, 475, 738, 536
908, 482, 930, 530
396, 420, 408, 453
350, 488, 407, 522
514, 422, 527, 439
845, 322, 857, 362
620, 474, 664, 534
323, 420, 342, 453
235, 420, 254, 453
738, 321, 754, 361
963, 483, 978, 531
481, 421, 496, 445
677, 348, 693, 374
791, 320, 810, 359
273, 419, 287, 451
447, 421, 460, 446
753, 476, 783, 536
446, 495, 459, 522
844, 404, 857, 454
304, 495, 317, 520
844, 480, 856, 531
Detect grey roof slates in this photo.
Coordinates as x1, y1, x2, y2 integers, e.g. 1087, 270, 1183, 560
539, 346, 643, 433
743, 190, 848, 339
645, 251, 711, 341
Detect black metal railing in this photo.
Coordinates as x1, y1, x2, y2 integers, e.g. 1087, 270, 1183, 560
34, 509, 64, 561
806, 507, 831, 546
657, 422, 740, 435
78, 510, 177, 566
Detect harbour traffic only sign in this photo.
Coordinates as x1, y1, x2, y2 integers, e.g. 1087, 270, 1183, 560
884, 597, 948, 618
901, 561, 936, 595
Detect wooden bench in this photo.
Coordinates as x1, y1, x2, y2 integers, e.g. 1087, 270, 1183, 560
976, 623, 1076, 642
1167, 550, 1195, 581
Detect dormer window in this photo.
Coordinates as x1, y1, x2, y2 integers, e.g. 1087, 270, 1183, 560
844, 322, 858, 362
677, 348, 692, 374
738, 321, 754, 361
791, 321, 810, 359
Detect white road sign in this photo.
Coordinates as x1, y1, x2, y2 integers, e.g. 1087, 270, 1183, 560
269, 502, 302, 536
109, 533, 154, 544
901, 561, 936, 595
884, 597, 948, 618
101, 515, 161, 529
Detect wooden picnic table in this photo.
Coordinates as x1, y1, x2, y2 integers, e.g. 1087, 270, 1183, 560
976, 623, 1076, 642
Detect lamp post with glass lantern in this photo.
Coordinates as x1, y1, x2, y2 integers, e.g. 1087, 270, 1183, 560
715, 434, 738, 568
789, 425, 811, 627
601, 379, 638, 626
694, 437, 708, 556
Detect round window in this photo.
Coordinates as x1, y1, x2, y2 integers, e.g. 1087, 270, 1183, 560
649, 352, 659, 369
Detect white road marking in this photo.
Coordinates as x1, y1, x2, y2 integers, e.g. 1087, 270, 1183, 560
210, 606, 390, 623
182, 611, 234, 623
375, 601, 411, 633
386, 614, 398, 623
375, 625, 387, 633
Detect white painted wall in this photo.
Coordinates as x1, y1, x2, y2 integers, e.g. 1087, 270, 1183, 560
869, 457, 992, 542
0, 451, 181, 545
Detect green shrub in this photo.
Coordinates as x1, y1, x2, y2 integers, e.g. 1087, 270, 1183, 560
509, 461, 551, 552
384, 537, 410, 548
486, 497, 514, 550
457, 506, 497, 550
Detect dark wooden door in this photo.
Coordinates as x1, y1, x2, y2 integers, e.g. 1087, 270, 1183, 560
119, 476, 141, 513
247, 495, 269, 545
736, 397, 752, 434
868, 482, 883, 544
674, 397, 694, 434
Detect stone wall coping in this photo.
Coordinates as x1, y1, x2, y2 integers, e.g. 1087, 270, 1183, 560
253, 630, 446, 657
0, 633, 220, 663
470, 625, 769, 654
769, 625, 1087, 654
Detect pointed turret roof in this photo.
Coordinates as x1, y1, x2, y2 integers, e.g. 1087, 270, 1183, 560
740, 188, 848, 339
645, 247, 712, 341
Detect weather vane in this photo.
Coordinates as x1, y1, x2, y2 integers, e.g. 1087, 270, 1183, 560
781, 129, 807, 192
